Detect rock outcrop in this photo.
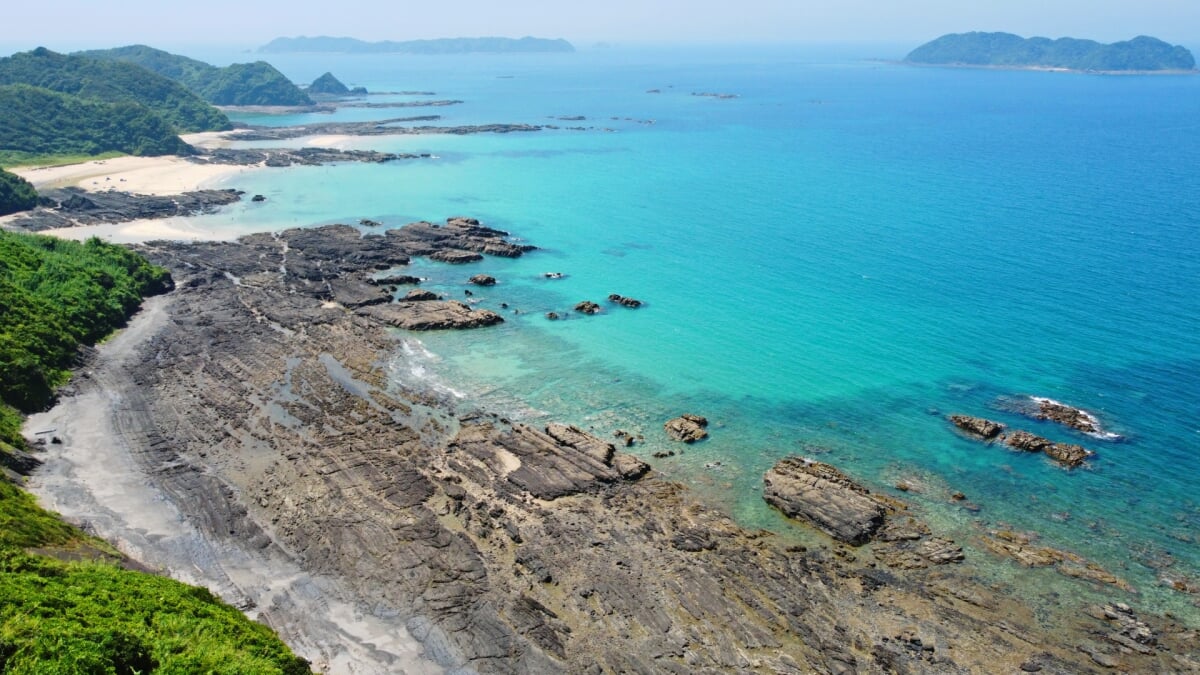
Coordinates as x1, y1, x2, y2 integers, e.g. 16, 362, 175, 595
763, 458, 889, 545
468, 274, 497, 286
607, 293, 642, 308
6, 187, 242, 231
1005, 430, 1094, 468
949, 414, 1004, 439
573, 301, 601, 315
664, 414, 708, 443
1031, 397, 1107, 436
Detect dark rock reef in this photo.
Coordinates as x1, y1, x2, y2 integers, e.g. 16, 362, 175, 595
607, 293, 642, 308
5, 187, 241, 231
948, 414, 1004, 439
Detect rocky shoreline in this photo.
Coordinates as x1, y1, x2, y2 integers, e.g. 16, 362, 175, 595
22, 222, 1200, 673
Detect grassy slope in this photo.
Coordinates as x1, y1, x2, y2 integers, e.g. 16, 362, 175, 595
0, 231, 312, 674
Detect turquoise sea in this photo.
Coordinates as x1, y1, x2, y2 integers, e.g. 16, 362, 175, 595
182, 45, 1200, 619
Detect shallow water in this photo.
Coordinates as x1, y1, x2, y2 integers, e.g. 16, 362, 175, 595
150, 45, 1200, 620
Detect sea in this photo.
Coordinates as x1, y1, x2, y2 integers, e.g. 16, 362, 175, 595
124, 43, 1200, 620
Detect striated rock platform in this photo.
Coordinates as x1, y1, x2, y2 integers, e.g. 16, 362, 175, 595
763, 457, 891, 545
27, 220, 1200, 674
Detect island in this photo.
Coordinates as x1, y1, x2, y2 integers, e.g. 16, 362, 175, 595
905, 32, 1197, 72
260, 35, 575, 54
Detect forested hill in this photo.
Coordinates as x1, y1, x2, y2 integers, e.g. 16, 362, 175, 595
0, 168, 38, 216
261, 35, 575, 54
905, 33, 1197, 71
0, 48, 230, 132
77, 45, 313, 106
0, 84, 193, 162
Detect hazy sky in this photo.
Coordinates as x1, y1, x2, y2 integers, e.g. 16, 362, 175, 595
3, 0, 1198, 50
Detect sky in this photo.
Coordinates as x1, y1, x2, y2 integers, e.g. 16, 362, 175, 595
3, 0, 1198, 51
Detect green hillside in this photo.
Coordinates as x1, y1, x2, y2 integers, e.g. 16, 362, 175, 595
78, 45, 313, 106
0, 168, 37, 216
0, 48, 230, 132
0, 231, 310, 672
0, 84, 192, 163
906, 32, 1197, 71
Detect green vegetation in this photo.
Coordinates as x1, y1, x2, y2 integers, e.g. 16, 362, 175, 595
308, 71, 351, 96
0, 230, 172, 420
0, 48, 230, 132
0, 168, 37, 216
0, 84, 192, 159
261, 35, 575, 54
78, 45, 313, 106
905, 32, 1197, 71
0, 151, 124, 170
0, 232, 311, 674
0, 479, 312, 674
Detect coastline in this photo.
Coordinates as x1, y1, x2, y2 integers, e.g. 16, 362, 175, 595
20, 222, 1200, 673
1, 131, 367, 242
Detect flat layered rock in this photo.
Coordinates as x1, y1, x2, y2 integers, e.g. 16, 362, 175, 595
357, 300, 503, 330
762, 457, 887, 545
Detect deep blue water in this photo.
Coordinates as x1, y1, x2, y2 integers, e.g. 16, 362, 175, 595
185, 46, 1200, 619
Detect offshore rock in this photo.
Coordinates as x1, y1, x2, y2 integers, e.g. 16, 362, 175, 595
949, 414, 1004, 439
664, 414, 708, 443
574, 301, 601, 315
1006, 430, 1093, 468
469, 274, 497, 286
1031, 397, 1112, 436
762, 457, 887, 545
607, 293, 642, 308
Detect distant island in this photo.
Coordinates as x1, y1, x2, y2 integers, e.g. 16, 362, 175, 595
260, 36, 575, 54
905, 32, 1196, 72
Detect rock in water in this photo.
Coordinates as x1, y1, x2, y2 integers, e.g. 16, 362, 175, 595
1005, 430, 1093, 468
762, 457, 887, 545
664, 414, 708, 442
574, 300, 601, 314
1032, 398, 1105, 435
949, 414, 1005, 439
469, 274, 497, 286
606, 293, 643, 308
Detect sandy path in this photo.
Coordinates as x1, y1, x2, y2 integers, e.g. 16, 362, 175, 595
23, 296, 442, 675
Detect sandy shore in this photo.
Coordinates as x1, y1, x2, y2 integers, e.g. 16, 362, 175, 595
24, 295, 442, 675
12, 155, 247, 197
